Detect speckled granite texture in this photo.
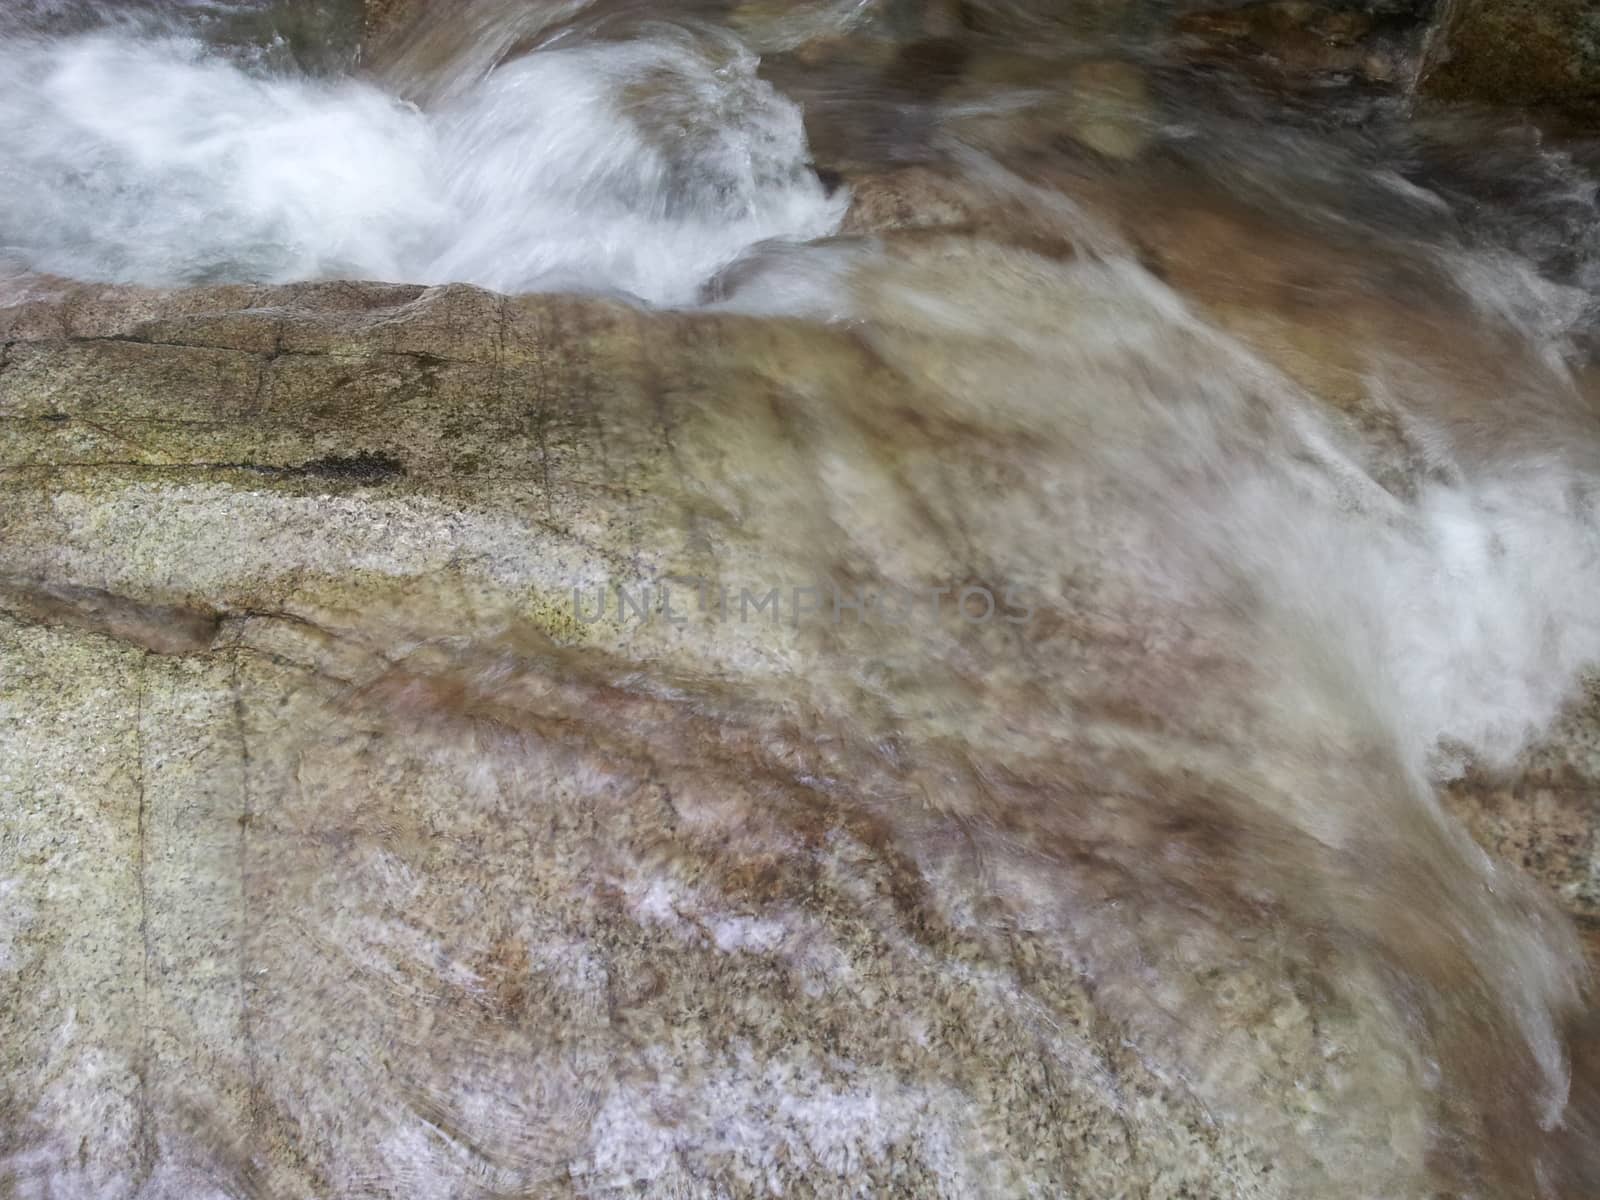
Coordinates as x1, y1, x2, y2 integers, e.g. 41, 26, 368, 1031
1, 269, 1596, 1196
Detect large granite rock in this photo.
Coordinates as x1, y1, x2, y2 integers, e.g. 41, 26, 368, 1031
1, 261, 1597, 1196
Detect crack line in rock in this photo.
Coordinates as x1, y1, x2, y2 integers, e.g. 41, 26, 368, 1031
134, 651, 155, 1190
230, 647, 261, 1161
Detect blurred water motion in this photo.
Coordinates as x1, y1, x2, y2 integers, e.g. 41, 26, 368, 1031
1, 2, 1599, 1197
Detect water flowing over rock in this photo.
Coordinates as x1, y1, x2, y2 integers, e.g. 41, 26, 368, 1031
4, 231, 1599, 1193
3, 2, 1600, 1198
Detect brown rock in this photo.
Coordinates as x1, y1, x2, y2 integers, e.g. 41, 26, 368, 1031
1421, 0, 1600, 116
1175, 0, 1430, 89
1443, 681, 1600, 960
943, 55, 1157, 160
1065, 59, 1155, 159
840, 167, 979, 234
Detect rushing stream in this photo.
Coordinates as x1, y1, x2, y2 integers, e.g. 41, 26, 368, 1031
2, 1, 1600, 1197
0, 7, 843, 302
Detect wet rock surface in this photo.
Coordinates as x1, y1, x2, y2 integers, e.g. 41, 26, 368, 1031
0, 281, 1286, 1198
1444, 681, 1600, 961
2, 256, 1598, 1195
1422, 0, 1600, 117
1173, 0, 1440, 89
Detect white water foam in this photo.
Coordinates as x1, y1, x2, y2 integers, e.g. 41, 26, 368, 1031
0, 30, 846, 305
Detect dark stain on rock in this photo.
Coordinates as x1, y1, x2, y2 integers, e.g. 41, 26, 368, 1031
221, 451, 407, 485
290, 451, 407, 484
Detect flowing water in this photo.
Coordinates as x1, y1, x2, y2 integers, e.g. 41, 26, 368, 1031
0, 4, 843, 303
3, 1, 1600, 1196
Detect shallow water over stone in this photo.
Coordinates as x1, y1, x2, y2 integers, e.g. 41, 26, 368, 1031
2, 3, 1600, 1198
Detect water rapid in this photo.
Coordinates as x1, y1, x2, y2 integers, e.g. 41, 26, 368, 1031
0, 10, 844, 304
